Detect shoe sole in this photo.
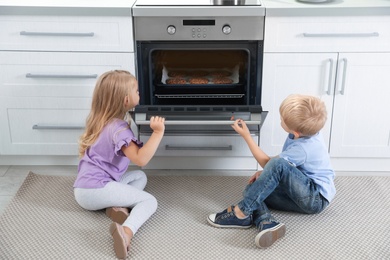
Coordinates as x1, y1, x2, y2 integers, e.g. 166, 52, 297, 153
207, 216, 252, 229
255, 223, 286, 248
109, 222, 128, 259
106, 207, 129, 225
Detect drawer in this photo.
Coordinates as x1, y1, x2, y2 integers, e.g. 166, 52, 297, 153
0, 15, 133, 52
0, 97, 89, 155
0, 51, 135, 98
140, 135, 257, 157
264, 16, 390, 52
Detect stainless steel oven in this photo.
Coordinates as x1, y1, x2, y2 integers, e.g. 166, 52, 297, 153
132, 0, 267, 169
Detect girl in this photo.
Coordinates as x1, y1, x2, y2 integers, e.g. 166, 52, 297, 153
74, 70, 165, 259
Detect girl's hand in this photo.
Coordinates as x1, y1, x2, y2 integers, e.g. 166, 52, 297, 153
248, 170, 262, 184
231, 119, 250, 137
149, 116, 165, 134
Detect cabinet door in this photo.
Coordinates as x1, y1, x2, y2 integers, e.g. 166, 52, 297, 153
330, 53, 390, 158
0, 97, 89, 155
0, 15, 134, 52
0, 52, 135, 155
261, 53, 337, 156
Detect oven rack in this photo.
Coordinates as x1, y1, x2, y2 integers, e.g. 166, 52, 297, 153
155, 94, 245, 99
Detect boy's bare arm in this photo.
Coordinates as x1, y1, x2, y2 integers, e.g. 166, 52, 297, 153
232, 119, 270, 168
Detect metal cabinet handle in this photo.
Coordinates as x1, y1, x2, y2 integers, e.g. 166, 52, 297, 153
165, 145, 232, 151
325, 58, 334, 95
338, 58, 348, 95
32, 125, 84, 130
303, 32, 379, 38
26, 73, 98, 79
20, 31, 94, 37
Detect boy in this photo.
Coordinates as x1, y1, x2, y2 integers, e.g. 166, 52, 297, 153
207, 94, 336, 248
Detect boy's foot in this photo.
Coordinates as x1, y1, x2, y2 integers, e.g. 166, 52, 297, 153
207, 206, 252, 229
106, 207, 129, 225
109, 222, 129, 259
255, 222, 286, 248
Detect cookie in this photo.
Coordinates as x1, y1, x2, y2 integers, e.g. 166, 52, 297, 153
168, 70, 188, 77
210, 70, 232, 77
166, 78, 187, 84
189, 77, 209, 84
189, 70, 209, 77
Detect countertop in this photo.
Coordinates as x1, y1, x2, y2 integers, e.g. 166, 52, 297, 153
0, 0, 137, 16
0, 0, 389, 16
262, 0, 390, 16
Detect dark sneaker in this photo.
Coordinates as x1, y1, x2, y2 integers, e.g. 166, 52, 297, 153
255, 222, 286, 248
207, 206, 252, 229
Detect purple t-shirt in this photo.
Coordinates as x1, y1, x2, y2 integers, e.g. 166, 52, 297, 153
74, 119, 143, 189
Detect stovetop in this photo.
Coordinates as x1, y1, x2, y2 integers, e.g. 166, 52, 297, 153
134, 0, 262, 6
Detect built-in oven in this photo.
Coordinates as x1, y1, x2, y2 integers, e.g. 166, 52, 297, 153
132, 0, 267, 169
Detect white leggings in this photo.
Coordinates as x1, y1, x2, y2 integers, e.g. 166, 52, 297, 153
74, 170, 157, 234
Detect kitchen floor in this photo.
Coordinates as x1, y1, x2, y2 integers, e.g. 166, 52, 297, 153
0, 165, 78, 215
1, 165, 387, 216
0, 165, 257, 215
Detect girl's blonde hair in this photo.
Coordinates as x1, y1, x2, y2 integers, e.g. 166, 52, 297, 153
279, 94, 327, 136
79, 70, 137, 157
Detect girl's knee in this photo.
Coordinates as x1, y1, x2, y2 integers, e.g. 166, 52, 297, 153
134, 170, 147, 180
148, 196, 158, 213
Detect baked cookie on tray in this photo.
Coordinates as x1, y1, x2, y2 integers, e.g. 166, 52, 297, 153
189, 77, 209, 84
168, 70, 188, 78
210, 70, 232, 78
189, 70, 209, 77
166, 78, 187, 84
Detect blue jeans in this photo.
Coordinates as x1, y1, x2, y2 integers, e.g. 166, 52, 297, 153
237, 158, 329, 228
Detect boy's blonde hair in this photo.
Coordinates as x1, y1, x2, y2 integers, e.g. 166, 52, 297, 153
279, 94, 327, 136
78, 70, 137, 157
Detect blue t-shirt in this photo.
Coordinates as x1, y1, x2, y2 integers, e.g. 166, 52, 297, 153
279, 132, 336, 203
74, 119, 143, 189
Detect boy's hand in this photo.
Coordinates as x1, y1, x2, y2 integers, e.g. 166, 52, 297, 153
149, 116, 165, 134
249, 170, 262, 184
231, 119, 250, 137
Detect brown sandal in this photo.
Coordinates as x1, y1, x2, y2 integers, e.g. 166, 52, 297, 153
106, 207, 129, 225
109, 222, 129, 259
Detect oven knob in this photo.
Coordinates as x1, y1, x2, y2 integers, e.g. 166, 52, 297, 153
222, 25, 231, 35
167, 25, 176, 35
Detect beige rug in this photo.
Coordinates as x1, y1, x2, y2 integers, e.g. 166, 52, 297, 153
0, 172, 389, 259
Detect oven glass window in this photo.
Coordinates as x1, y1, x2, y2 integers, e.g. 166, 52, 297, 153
149, 49, 249, 106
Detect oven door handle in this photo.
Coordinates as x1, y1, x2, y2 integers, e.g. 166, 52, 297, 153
135, 120, 261, 125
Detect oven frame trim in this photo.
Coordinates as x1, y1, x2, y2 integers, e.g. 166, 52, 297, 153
135, 40, 264, 107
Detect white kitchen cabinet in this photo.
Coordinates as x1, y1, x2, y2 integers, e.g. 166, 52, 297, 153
262, 15, 390, 171
0, 12, 135, 157
331, 52, 390, 158
261, 52, 390, 159
0, 52, 135, 155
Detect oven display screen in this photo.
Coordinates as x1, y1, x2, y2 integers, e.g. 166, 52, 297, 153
183, 20, 216, 26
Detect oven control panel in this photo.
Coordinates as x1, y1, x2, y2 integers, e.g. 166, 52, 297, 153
135, 16, 264, 41
171, 24, 232, 39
